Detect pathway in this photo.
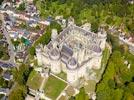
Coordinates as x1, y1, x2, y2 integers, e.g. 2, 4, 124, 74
56, 85, 69, 100
50, 72, 68, 84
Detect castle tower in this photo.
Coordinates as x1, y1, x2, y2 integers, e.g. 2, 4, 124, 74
49, 48, 61, 74
98, 30, 107, 50
81, 23, 91, 31
41, 46, 50, 66
92, 45, 102, 57
51, 29, 58, 41
36, 46, 43, 66
68, 17, 75, 26
78, 48, 85, 64
66, 57, 79, 84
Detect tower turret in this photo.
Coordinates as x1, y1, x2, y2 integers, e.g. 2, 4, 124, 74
98, 30, 107, 50
66, 57, 79, 84
49, 48, 61, 74
51, 29, 58, 41
36, 46, 43, 66
92, 45, 102, 57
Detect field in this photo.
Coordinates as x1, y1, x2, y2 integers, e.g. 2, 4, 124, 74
44, 75, 67, 100
56, 71, 67, 81
27, 70, 44, 90
84, 80, 96, 93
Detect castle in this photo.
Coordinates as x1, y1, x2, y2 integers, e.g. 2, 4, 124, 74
36, 24, 107, 84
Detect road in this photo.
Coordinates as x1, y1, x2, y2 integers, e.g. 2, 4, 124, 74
0, 15, 16, 67
0, 10, 49, 26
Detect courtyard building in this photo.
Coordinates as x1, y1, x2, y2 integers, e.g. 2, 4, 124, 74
36, 24, 107, 85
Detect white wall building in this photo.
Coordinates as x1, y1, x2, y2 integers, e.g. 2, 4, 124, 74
36, 24, 107, 85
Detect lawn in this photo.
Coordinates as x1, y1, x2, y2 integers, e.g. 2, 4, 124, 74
84, 80, 96, 93
27, 70, 44, 90
44, 75, 67, 100
56, 71, 67, 81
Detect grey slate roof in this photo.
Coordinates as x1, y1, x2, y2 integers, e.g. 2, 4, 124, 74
3, 71, 12, 81
61, 45, 73, 57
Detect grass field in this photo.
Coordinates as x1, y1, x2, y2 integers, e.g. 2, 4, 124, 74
44, 75, 67, 100
56, 71, 67, 81
27, 70, 44, 90
84, 80, 96, 93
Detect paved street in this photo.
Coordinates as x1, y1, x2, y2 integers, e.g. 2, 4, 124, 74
0, 16, 16, 67
0, 10, 49, 26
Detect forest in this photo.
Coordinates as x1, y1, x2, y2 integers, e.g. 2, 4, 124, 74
33, 0, 134, 99
96, 34, 134, 100
34, 0, 134, 35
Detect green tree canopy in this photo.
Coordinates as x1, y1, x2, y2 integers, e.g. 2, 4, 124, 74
28, 46, 36, 56
13, 64, 31, 85
75, 87, 89, 100
8, 84, 27, 100
17, 2, 26, 11
91, 21, 99, 33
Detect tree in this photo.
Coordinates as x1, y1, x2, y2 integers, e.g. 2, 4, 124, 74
120, 44, 129, 54
108, 79, 115, 89
35, 25, 40, 30
69, 96, 75, 100
50, 21, 62, 32
112, 89, 124, 100
91, 21, 99, 33
28, 46, 36, 56
8, 84, 27, 100
11, 39, 20, 48
0, 51, 4, 58
34, 27, 52, 46
13, 64, 31, 85
0, 33, 3, 39
33, 0, 38, 4
19, 23, 27, 29
0, 77, 8, 87
75, 87, 89, 100
96, 34, 134, 100
17, 2, 26, 11
127, 82, 134, 94
126, 19, 134, 34
96, 89, 112, 100
106, 16, 113, 25
0, 0, 4, 5
58, 0, 66, 4
122, 92, 134, 100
